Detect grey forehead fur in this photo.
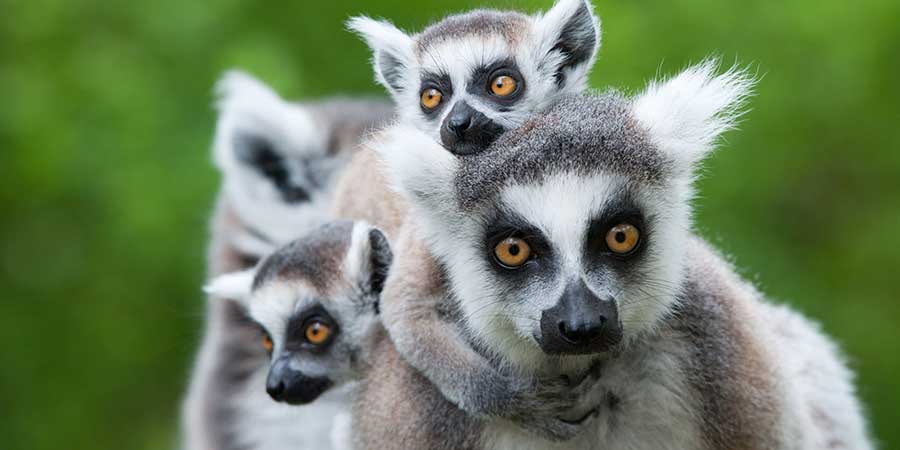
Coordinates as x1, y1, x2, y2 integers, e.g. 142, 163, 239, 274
454, 92, 670, 210
415, 9, 530, 53
253, 220, 354, 291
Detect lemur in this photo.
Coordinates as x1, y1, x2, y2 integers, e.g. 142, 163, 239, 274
185, 1, 606, 447
204, 220, 392, 450
348, 0, 601, 155
181, 73, 393, 450
332, 61, 873, 449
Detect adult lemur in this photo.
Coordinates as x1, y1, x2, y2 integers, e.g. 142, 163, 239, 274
184, 0, 603, 448
334, 62, 873, 449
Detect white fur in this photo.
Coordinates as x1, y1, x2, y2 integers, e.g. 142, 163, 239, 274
345, 16, 415, 101
373, 124, 458, 206
213, 71, 340, 254
203, 269, 255, 305
231, 367, 352, 450
532, 0, 601, 90
343, 220, 377, 294
632, 60, 755, 172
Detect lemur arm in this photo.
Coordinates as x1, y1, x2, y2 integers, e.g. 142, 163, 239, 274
379, 233, 597, 440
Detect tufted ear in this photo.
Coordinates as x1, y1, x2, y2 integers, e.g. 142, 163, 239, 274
344, 223, 393, 304
533, 0, 601, 91
212, 70, 323, 203
370, 124, 459, 212
204, 269, 256, 306
347, 16, 416, 101
633, 59, 755, 174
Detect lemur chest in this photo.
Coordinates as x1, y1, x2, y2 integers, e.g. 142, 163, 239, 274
483, 341, 703, 450
232, 369, 351, 450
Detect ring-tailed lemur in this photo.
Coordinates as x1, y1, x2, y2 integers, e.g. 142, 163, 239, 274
348, 0, 600, 155
204, 220, 392, 450
337, 61, 873, 449
181, 72, 393, 450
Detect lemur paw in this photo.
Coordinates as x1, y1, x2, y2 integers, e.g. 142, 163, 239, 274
506, 368, 602, 440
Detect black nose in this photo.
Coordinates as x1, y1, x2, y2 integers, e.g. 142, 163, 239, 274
266, 356, 333, 405
539, 279, 622, 355
558, 316, 606, 346
447, 115, 472, 138
439, 101, 505, 155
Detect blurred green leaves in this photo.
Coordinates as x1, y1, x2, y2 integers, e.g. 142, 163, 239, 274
2, 0, 898, 449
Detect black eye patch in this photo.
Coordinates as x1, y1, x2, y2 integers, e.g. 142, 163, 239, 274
284, 303, 339, 353
483, 210, 553, 274
233, 131, 310, 204
467, 59, 526, 105
584, 195, 649, 266
419, 72, 453, 117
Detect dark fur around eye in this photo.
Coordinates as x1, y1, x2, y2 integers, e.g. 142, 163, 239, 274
419, 72, 453, 116
284, 304, 339, 353
484, 213, 551, 273
233, 131, 310, 203
585, 198, 649, 262
467, 59, 526, 105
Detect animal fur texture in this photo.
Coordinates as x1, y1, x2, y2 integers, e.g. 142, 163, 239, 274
181, 72, 392, 450
332, 61, 873, 450
348, 0, 600, 154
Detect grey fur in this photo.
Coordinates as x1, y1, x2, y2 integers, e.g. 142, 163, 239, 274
415, 10, 530, 53
252, 220, 354, 291
454, 92, 668, 210
349, 89, 873, 449
181, 90, 394, 450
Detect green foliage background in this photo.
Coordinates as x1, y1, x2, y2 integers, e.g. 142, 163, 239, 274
2, 0, 898, 448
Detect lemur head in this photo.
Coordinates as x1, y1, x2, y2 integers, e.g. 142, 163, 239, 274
212, 71, 344, 254
349, 0, 600, 156
205, 221, 393, 405
376, 61, 753, 369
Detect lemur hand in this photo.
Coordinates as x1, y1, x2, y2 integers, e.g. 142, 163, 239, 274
452, 365, 601, 441
505, 369, 602, 441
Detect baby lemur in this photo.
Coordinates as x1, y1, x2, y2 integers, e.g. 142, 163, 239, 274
205, 220, 391, 449
349, 0, 600, 155
338, 62, 873, 449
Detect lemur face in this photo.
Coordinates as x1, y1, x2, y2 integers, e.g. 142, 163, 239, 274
350, 0, 600, 155
467, 175, 679, 356
205, 221, 392, 405
376, 62, 753, 365
212, 72, 347, 254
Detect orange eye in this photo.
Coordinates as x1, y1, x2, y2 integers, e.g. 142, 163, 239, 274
490, 75, 517, 97
605, 223, 640, 254
305, 320, 332, 345
494, 237, 532, 268
262, 334, 273, 353
421, 88, 443, 109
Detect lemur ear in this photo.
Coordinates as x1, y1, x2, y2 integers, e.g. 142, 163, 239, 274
632, 60, 755, 173
370, 124, 458, 211
345, 223, 393, 299
347, 16, 415, 100
212, 71, 324, 183
534, 0, 600, 90
204, 269, 256, 305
